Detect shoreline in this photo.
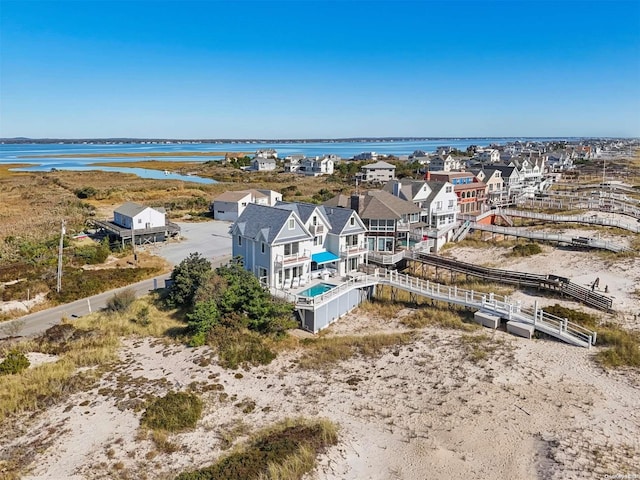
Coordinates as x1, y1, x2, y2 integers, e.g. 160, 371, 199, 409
18, 151, 252, 159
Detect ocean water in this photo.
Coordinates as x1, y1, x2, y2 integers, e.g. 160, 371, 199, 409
0, 138, 563, 182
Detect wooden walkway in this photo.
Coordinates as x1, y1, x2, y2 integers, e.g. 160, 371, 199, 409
469, 222, 631, 253
516, 197, 640, 221
497, 207, 640, 233
406, 251, 613, 311
284, 269, 597, 348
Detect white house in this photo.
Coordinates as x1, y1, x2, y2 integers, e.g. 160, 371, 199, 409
252, 157, 277, 171
255, 149, 278, 159
476, 149, 501, 163
300, 155, 335, 176
113, 202, 166, 230
359, 161, 396, 183
230, 202, 367, 288
428, 154, 461, 172
211, 189, 282, 221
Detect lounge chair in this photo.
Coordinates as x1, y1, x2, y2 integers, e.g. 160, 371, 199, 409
292, 277, 300, 288
283, 278, 292, 290
299, 276, 308, 287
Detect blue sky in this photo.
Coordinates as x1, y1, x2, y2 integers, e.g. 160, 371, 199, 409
1, 0, 639, 138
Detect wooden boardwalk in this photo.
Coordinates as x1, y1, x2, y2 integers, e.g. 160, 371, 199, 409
468, 222, 631, 253
285, 269, 597, 348
406, 251, 613, 311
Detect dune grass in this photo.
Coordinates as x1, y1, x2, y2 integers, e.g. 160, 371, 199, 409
0, 296, 185, 422
296, 332, 415, 370
174, 418, 338, 480
141, 391, 203, 433
400, 305, 479, 331
543, 304, 640, 369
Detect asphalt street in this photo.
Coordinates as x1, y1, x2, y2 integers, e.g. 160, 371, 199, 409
0, 220, 233, 339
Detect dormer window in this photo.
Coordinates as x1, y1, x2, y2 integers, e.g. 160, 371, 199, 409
350, 216, 355, 226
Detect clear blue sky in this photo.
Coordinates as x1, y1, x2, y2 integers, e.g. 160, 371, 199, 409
1, 0, 639, 138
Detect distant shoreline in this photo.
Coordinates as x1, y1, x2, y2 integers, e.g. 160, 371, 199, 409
18, 151, 252, 159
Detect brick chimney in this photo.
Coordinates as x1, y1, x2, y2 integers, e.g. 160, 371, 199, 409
425, 170, 431, 181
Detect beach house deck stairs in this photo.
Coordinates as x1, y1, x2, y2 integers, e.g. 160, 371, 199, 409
452, 220, 472, 242
377, 269, 596, 348
406, 251, 613, 311
496, 208, 640, 233
468, 222, 630, 253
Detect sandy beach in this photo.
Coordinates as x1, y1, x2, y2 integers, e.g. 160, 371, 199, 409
2, 240, 639, 479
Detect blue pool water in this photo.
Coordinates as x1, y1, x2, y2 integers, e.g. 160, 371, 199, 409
298, 283, 335, 298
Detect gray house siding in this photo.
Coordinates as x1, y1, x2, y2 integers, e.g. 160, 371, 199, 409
274, 219, 309, 243
299, 286, 372, 332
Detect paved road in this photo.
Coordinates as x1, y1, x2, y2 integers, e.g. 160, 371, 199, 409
1, 220, 233, 339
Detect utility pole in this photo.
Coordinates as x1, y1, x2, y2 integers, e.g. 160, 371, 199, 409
56, 220, 65, 293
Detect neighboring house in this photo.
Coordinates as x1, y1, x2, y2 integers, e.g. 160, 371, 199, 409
300, 155, 335, 176
114, 202, 166, 230
251, 157, 277, 171
284, 154, 304, 173
325, 190, 422, 252
211, 189, 283, 221
255, 149, 278, 159
428, 154, 461, 172
427, 171, 486, 215
384, 179, 458, 250
230, 202, 367, 288
353, 151, 378, 161
358, 161, 396, 183
490, 165, 523, 198
475, 149, 501, 163
471, 167, 505, 204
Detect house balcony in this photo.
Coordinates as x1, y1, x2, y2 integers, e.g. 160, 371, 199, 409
275, 249, 311, 266
339, 243, 368, 258
309, 224, 325, 235
396, 220, 411, 232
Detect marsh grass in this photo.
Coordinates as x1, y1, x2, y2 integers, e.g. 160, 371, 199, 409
297, 332, 415, 370
174, 418, 338, 480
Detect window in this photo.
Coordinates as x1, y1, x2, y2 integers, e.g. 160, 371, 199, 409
261, 242, 265, 253
350, 216, 355, 226
284, 242, 299, 256
448, 199, 455, 208
314, 235, 323, 246
138, 219, 142, 224
446, 186, 452, 193
288, 218, 295, 230
238, 236, 242, 246
312, 215, 317, 225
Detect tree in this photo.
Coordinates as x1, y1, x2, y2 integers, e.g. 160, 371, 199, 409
186, 300, 220, 346
166, 253, 212, 308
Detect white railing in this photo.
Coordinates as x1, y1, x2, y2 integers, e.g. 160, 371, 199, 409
498, 208, 640, 233
309, 224, 324, 235
339, 243, 368, 257
275, 249, 311, 265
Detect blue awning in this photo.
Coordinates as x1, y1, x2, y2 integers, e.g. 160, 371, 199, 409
312, 251, 340, 265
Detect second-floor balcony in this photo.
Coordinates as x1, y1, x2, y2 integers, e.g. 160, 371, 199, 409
396, 220, 411, 231
275, 249, 311, 266
309, 224, 325, 235
339, 242, 369, 257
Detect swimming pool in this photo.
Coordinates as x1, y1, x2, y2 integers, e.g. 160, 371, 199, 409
298, 283, 335, 298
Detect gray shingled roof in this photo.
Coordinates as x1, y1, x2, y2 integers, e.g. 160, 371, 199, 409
361, 160, 396, 170
323, 206, 364, 234
424, 181, 448, 206
233, 203, 311, 245
114, 202, 148, 217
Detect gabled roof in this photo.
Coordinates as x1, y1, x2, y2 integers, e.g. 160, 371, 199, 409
114, 202, 159, 217
361, 160, 396, 170
424, 181, 450, 206
323, 206, 365, 235
232, 203, 311, 245
274, 201, 329, 225
382, 178, 429, 202
214, 190, 253, 202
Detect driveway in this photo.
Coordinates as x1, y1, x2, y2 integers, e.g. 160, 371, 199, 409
152, 220, 233, 266
0, 220, 233, 339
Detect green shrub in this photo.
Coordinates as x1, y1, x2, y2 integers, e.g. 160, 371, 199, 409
0, 350, 30, 375
510, 243, 542, 257
208, 326, 276, 369
174, 418, 338, 480
75, 186, 98, 199
105, 288, 136, 313
141, 391, 203, 432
